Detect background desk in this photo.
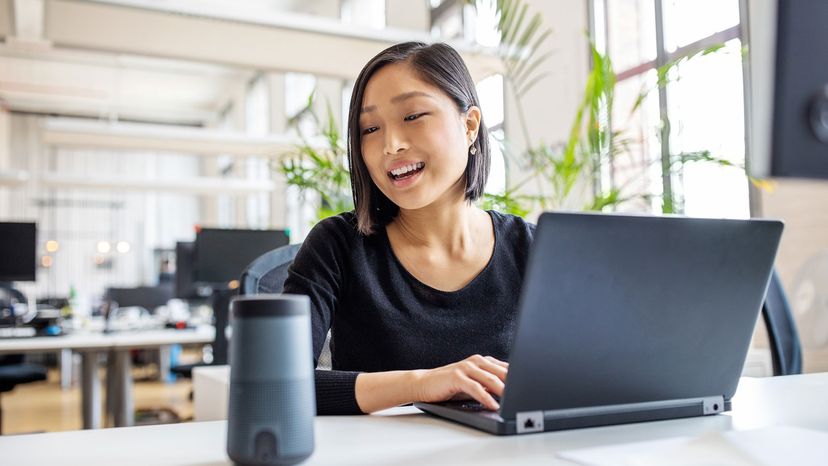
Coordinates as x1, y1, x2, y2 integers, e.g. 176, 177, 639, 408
1, 372, 826, 465
0, 326, 214, 429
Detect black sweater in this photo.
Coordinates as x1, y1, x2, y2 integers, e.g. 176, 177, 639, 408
282, 210, 535, 414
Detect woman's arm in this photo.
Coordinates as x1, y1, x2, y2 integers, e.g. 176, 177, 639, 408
355, 354, 508, 413
285, 216, 509, 414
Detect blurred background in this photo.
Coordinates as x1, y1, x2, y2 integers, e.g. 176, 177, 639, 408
0, 0, 826, 434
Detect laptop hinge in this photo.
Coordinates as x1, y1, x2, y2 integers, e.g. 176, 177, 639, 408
538, 395, 726, 421
701, 396, 726, 415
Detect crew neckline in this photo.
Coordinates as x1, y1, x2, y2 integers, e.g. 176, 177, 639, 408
382, 210, 500, 295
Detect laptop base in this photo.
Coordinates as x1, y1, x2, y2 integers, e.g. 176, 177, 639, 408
415, 396, 731, 436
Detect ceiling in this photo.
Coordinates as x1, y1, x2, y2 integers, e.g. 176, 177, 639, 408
0, 0, 497, 126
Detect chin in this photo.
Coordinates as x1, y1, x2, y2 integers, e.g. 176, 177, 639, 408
387, 195, 431, 212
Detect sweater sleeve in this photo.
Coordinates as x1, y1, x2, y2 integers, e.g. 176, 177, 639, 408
282, 214, 365, 415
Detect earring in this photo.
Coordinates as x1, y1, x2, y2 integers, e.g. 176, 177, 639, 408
469, 146, 478, 155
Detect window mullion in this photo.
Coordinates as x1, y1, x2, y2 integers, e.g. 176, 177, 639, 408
654, 0, 675, 213
588, 0, 612, 204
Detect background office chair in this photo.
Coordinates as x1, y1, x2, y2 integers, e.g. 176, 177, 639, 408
0, 355, 47, 434
239, 243, 332, 369
762, 269, 803, 376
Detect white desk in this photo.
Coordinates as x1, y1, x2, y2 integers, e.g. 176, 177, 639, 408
0, 326, 214, 429
2, 373, 826, 465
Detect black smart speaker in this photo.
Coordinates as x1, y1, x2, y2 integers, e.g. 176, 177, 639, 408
226, 294, 315, 465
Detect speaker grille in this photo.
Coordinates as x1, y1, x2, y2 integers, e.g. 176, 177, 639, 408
228, 379, 314, 460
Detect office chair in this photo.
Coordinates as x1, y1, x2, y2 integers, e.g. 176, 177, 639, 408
238, 243, 332, 370
169, 289, 235, 379
761, 269, 803, 376
239, 243, 302, 296
0, 355, 47, 434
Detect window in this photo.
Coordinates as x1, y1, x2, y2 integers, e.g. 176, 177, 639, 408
592, 0, 748, 218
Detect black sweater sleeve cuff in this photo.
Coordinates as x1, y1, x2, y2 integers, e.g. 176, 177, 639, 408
315, 369, 364, 415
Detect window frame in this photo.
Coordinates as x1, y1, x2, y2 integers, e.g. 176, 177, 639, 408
588, 0, 745, 214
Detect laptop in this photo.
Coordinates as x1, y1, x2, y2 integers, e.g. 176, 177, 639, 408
415, 212, 784, 435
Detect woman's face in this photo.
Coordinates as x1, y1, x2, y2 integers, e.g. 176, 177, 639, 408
358, 62, 480, 212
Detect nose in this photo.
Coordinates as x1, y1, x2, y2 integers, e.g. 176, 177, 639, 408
383, 125, 409, 156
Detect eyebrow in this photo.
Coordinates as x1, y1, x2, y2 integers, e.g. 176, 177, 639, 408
360, 91, 435, 114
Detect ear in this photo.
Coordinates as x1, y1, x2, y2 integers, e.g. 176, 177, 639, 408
464, 106, 482, 145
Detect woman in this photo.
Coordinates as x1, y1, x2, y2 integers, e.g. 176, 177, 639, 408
283, 41, 535, 415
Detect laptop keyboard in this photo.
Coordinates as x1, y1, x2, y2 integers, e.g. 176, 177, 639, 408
457, 402, 487, 412
442, 396, 501, 412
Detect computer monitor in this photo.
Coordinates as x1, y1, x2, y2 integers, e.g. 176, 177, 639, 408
0, 222, 36, 282
194, 228, 290, 286
105, 284, 174, 312
174, 241, 201, 299
769, 0, 828, 179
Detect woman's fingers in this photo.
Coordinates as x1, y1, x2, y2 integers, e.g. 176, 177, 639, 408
467, 355, 508, 382
484, 356, 509, 368
460, 375, 500, 411
465, 364, 505, 397
478, 358, 508, 382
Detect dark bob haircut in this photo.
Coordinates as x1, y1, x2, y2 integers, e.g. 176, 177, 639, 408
347, 41, 490, 235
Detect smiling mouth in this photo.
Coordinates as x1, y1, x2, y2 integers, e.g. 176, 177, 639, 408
387, 162, 425, 181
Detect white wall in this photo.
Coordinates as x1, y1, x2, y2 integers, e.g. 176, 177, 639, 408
386, 0, 429, 31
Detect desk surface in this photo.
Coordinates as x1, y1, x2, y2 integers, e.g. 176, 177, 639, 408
0, 326, 215, 353
2, 373, 827, 466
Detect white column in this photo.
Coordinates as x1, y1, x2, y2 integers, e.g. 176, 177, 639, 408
229, 82, 248, 227
268, 73, 289, 230
743, 0, 775, 182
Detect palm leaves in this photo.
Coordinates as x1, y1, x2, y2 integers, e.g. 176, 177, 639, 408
491, 0, 553, 99
276, 93, 353, 222
473, 0, 745, 215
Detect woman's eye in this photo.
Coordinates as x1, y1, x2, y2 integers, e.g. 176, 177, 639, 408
361, 126, 378, 135
404, 113, 426, 121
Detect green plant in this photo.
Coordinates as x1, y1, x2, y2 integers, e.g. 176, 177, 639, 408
473, 0, 757, 216
275, 93, 353, 222
277, 0, 759, 222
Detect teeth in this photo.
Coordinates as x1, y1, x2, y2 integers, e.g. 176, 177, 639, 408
390, 162, 424, 177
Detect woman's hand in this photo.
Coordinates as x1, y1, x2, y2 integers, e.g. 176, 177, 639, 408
354, 354, 508, 413
411, 354, 508, 411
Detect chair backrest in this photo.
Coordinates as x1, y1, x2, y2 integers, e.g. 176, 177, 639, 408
240, 243, 303, 295
238, 243, 332, 369
762, 269, 803, 376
